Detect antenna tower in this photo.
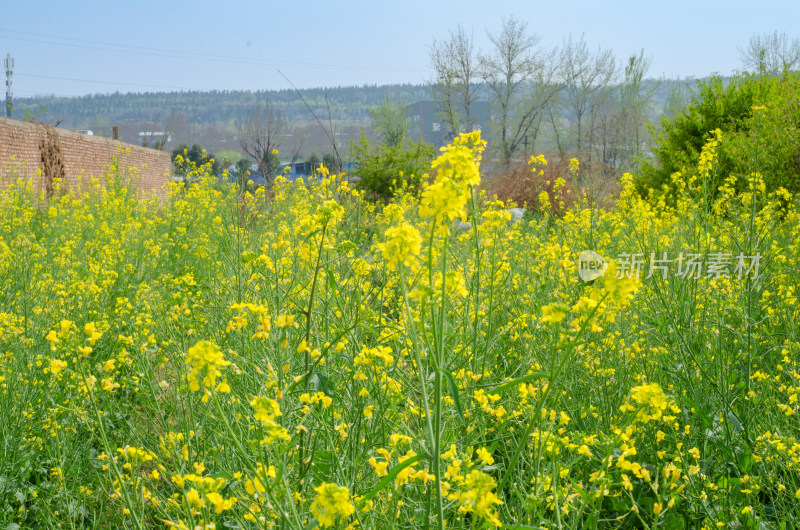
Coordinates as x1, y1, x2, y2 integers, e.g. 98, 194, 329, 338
4, 54, 13, 118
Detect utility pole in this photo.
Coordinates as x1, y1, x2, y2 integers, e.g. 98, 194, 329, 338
4, 53, 13, 118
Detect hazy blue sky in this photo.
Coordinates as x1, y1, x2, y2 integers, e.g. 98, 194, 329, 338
3, 0, 799, 98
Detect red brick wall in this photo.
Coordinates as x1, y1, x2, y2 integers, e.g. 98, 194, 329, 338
0, 117, 172, 196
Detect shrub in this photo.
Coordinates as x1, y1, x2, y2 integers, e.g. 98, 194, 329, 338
637, 71, 800, 197
350, 131, 434, 202
485, 157, 618, 216
172, 143, 223, 178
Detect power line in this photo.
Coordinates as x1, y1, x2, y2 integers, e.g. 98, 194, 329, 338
17, 72, 197, 91
0, 27, 429, 97
0, 28, 426, 73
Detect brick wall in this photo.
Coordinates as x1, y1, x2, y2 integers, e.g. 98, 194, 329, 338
0, 117, 172, 196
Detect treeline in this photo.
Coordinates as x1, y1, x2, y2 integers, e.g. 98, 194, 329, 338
12, 80, 694, 133
8, 73, 704, 167
10, 84, 434, 130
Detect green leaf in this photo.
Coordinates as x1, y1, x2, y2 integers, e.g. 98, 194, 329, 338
440, 369, 464, 419
309, 372, 336, 399
487, 372, 547, 396
360, 454, 425, 504
312, 450, 334, 480
324, 267, 338, 292
726, 411, 744, 433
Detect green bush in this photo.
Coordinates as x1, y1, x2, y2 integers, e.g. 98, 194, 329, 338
172, 143, 223, 177
350, 131, 434, 202
637, 71, 800, 197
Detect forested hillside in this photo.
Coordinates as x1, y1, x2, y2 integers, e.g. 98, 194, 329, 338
12, 84, 433, 129
9, 79, 694, 160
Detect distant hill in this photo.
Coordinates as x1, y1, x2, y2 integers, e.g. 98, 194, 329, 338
10, 84, 433, 153
18, 84, 440, 125
9, 79, 699, 160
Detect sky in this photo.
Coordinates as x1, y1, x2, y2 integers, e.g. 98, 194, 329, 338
2, 0, 800, 99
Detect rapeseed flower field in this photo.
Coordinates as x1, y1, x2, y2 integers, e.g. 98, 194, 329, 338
1, 128, 799, 529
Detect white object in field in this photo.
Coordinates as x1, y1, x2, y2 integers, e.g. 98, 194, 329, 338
506, 208, 526, 222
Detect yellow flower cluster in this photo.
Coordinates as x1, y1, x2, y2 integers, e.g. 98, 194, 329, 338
377, 222, 422, 271
185, 340, 231, 402
419, 130, 485, 228
7, 120, 800, 527
310, 482, 355, 528
250, 396, 290, 444
172, 471, 238, 514
447, 470, 503, 527
620, 382, 680, 423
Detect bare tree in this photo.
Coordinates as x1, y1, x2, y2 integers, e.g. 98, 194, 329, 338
277, 70, 342, 174
549, 34, 617, 159
740, 31, 800, 74
429, 25, 479, 140
594, 50, 655, 170
616, 51, 655, 170
239, 101, 300, 187
140, 111, 178, 150
479, 16, 562, 167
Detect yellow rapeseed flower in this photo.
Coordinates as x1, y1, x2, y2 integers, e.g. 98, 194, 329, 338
378, 222, 422, 271
48, 358, 67, 374
541, 303, 570, 324
250, 396, 290, 444
185, 340, 231, 402
419, 130, 485, 229
310, 482, 355, 528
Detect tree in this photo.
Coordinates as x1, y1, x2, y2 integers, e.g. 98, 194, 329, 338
306, 152, 320, 171
740, 31, 800, 74
594, 50, 655, 170
369, 97, 409, 148
549, 34, 617, 159
617, 51, 656, 171
663, 80, 688, 120
235, 157, 251, 177
140, 111, 178, 150
429, 25, 480, 140
239, 101, 297, 187
479, 17, 562, 167
232, 157, 254, 190
322, 152, 339, 174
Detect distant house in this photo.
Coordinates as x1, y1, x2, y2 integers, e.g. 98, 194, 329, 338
405, 100, 490, 149
227, 161, 360, 185
281, 161, 313, 179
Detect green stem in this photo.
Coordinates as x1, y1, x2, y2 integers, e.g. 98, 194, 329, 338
299, 221, 328, 483
498, 292, 609, 493
211, 392, 302, 530
79, 367, 145, 530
